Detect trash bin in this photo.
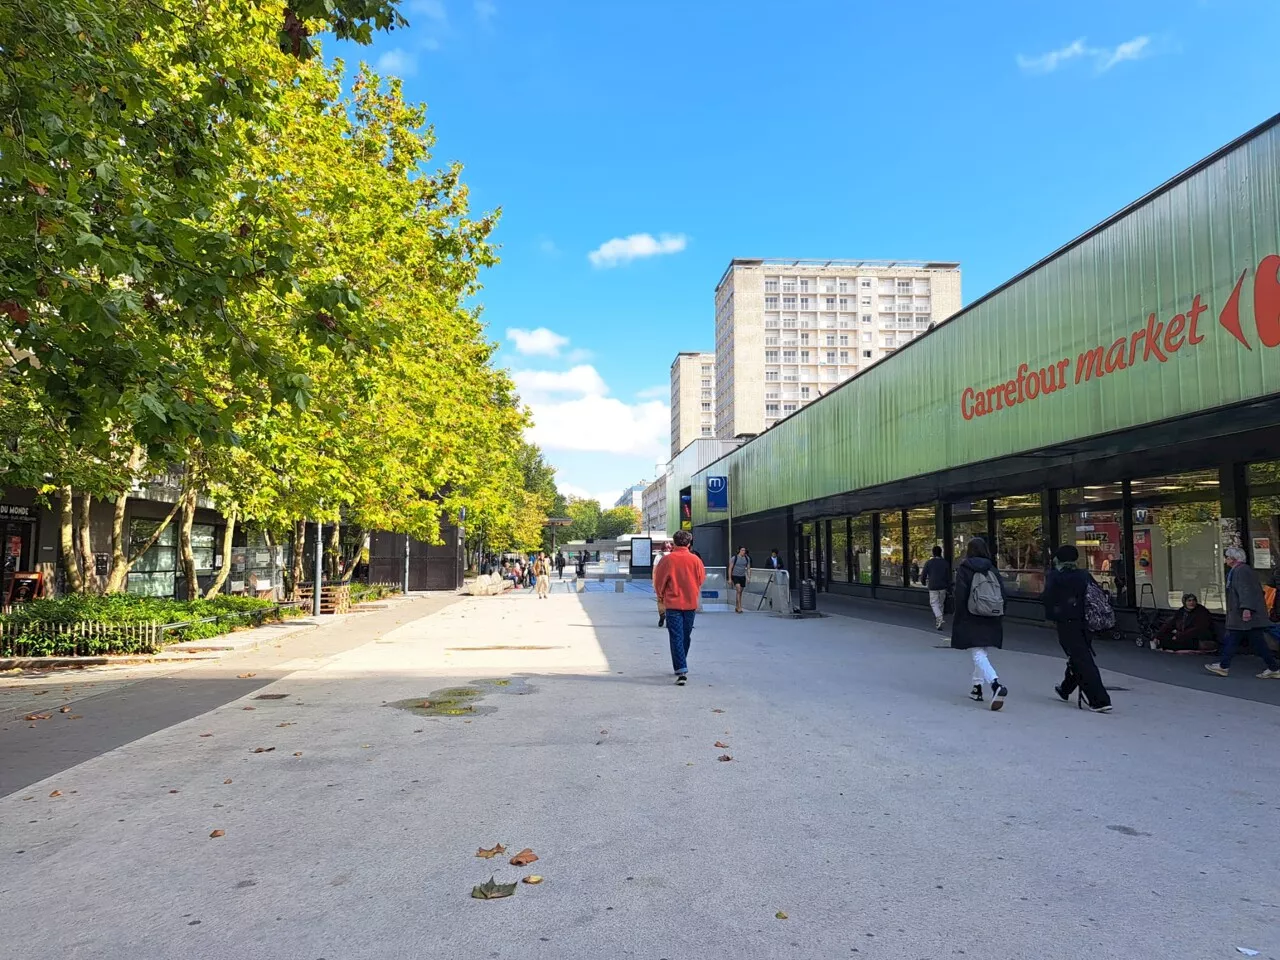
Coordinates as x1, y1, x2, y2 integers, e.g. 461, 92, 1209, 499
799, 578, 817, 611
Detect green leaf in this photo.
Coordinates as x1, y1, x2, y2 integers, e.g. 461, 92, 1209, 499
470, 876, 516, 900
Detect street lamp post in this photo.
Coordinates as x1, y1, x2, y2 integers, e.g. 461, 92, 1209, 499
313, 520, 323, 617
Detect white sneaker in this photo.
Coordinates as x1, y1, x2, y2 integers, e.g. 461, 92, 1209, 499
1256, 669, 1280, 679
1205, 663, 1229, 677
935, 617, 944, 630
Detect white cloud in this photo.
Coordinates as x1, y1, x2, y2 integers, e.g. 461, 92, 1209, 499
1017, 35, 1153, 75
376, 49, 418, 76
475, 0, 497, 22
514, 364, 669, 461
635, 385, 669, 400
408, 0, 448, 21
507, 326, 570, 357
558, 483, 626, 506
566, 347, 593, 363
588, 232, 688, 268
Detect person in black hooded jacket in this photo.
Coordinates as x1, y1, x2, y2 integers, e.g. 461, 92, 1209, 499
951, 537, 1008, 710
1041, 544, 1112, 712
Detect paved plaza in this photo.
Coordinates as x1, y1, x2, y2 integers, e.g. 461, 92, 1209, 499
2, 589, 1278, 960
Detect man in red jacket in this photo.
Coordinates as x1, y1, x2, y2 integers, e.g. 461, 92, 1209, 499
652, 530, 707, 685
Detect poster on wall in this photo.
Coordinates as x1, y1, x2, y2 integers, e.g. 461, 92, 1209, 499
1253, 537, 1273, 569
1220, 518, 1242, 553
1133, 530, 1152, 572
630, 537, 652, 570
7, 571, 44, 605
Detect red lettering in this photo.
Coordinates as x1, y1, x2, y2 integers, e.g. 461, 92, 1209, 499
1056, 358, 1070, 390
1141, 312, 1168, 363
988, 385, 1003, 411
1015, 364, 1028, 403
1104, 337, 1128, 374
961, 387, 975, 420
974, 390, 989, 417
1186, 291, 1206, 345
1162, 313, 1185, 353
1254, 254, 1280, 348
1003, 380, 1018, 407
1025, 369, 1041, 399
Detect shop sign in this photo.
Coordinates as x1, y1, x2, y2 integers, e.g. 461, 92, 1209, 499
0, 503, 34, 520
960, 254, 1280, 421
706, 476, 728, 512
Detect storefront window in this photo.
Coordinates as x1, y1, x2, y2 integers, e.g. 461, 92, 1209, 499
799, 522, 815, 581
831, 519, 849, 584
192, 524, 216, 573
879, 510, 903, 586
1057, 484, 1124, 597
1130, 470, 1224, 611
1247, 460, 1280, 577
951, 499, 989, 559
906, 506, 937, 589
850, 515, 872, 584
127, 519, 178, 597
993, 494, 1045, 596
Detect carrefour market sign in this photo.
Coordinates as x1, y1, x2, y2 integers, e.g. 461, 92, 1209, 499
960, 254, 1280, 421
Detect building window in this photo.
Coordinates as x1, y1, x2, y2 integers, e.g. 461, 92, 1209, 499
825, 297, 836, 309
700, 402, 711, 412
127, 519, 179, 597
765, 279, 778, 292
1056, 485, 1123, 599
783, 297, 796, 309
800, 350, 811, 363
765, 336, 779, 346
800, 333, 810, 345
701, 425, 713, 436
862, 349, 872, 358
862, 314, 872, 324
1129, 470, 1224, 611
851, 514, 872, 583
766, 403, 780, 415
825, 335, 836, 346
1248, 460, 1280, 572
994, 493, 1045, 596
838, 298, 849, 310
800, 386, 810, 399
951, 499, 990, 560
701, 378, 711, 388
783, 403, 796, 413
799, 297, 811, 310
860, 279, 872, 289
826, 351, 836, 364
765, 371, 779, 381
700, 389, 712, 400
839, 281, 849, 293
765, 297, 778, 309
906, 506, 937, 589
839, 335, 849, 346
782, 280, 796, 292
897, 279, 912, 292
765, 350, 779, 363
860, 296, 872, 306
799, 279, 810, 292
782, 350, 796, 363
839, 350, 849, 363
879, 510, 904, 586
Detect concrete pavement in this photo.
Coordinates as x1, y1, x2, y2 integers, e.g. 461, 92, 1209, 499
2, 589, 1278, 960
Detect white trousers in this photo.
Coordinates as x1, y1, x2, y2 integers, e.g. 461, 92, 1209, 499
971, 647, 998, 685
928, 590, 946, 619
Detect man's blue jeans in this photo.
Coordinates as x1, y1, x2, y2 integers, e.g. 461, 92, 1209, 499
1221, 628, 1280, 671
666, 608, 696, 675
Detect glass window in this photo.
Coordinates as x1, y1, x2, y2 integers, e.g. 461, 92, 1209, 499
1057, 485, 1123, 598
951, 499, 989, 560
128, 518, 178, 597
1130, 470, 1224, 611
906, 506, 938, 589
1247, 460, 1280, 575
993, 493, 1044, 596
850, 514, 873, 584
831, 518, 849, 583
879, 510, 903, 586
192, 523, 216, 573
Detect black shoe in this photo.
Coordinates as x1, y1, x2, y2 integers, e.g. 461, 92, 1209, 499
1088, 702, 1113, 713
1053, 684, 1070, 702
969, 684, 984, 702
658, 614, 665, 627
990, 680, 1008, 711
675, 674, 687, 686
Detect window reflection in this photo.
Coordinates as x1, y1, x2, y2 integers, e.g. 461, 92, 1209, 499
879, 511, 903, 586
1130, 470, 1223, 611
831, 519, 849, 584
994, 494, 1044, 596
1247, 460, 1280, 577
951, 499, 988, 561
906, 507, 937, 589
850, 515, 873, 584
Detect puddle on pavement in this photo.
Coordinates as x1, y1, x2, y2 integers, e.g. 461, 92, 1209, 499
388, 677, 532, 718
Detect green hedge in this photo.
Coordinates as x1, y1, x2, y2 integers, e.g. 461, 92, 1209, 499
349, 582, 401, 605
0, 594, 299, 657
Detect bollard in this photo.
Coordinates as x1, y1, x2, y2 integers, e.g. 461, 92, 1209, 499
576, 579, 585, 593
614, 581, 624, 593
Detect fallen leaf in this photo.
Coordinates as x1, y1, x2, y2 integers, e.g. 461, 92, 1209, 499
199, 733, 213, 738
49, 790, 62, 798
251, 747, 275, 753
237, 673, 256, 679
776, 911, 788, 920
420, 700, 433, 708
224, 779, 233, 784
209, 829, 225, 838
714, 741, 729, 748
509, 848, 539, 867
471, 876, 516, 900
522, 875, 544, 885
59, 705, 71, 714
712, 709, 725, 714
475, 843, 506, 859
293, 752, 302, 757
68, 715, 83, 720
23, 713, 51, 721
242, 706, 255, 711
276, 722, 294, 728
717, 754, 733, 762
169, 789, 179, 794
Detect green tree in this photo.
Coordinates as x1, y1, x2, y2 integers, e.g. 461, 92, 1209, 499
565, 498, 602, 542
599, 505, 640, 540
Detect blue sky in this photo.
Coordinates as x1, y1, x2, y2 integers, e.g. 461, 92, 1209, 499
338, 0, 1279, 507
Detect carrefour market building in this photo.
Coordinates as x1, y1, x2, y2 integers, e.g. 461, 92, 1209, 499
685, 113, 1280, 623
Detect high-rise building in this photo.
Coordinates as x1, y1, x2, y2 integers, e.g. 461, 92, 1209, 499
614, 482, 648, 512
669, 351, 716, 457
713, 259, 961, 438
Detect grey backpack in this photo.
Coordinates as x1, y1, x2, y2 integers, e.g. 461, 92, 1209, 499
967, 568, 1005, 617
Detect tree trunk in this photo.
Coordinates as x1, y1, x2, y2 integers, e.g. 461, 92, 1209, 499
341, 529, 368, 583
179, 488, 198, 601
58, 486, 84, 594
75, 493, 99, 594
204, 509, 238, 599
325, 519, 341, 581
288, 519, 305, 601
103, 496, 183, 594
264, 526, 280, 601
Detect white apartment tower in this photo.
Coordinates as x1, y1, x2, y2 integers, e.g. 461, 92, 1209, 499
669, 351, 716, 457
714, 259, 961, 438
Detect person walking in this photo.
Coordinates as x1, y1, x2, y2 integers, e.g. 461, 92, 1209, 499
555, 551, 566, 579
654, 547, 667, 628
951, 537, 1008, 710
534, 553, 551, 599
653, 530, 706, 685
766, 549, 784, 571
1041, 545, 1113, 712
730, 546, 751, 614
1207, 547, 1280, 678
921, 544, 950, 631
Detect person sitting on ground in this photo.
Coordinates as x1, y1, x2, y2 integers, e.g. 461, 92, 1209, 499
1154, 593, 1217, 652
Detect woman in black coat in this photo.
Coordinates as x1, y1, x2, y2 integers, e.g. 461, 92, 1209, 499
951, 537, 1008, 710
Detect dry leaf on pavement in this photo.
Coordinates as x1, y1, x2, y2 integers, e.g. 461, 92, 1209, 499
224, 779, 233, 784
712, 709, 725, 714
49, 790, 62, 797
714, 741, 729, 748
237, 673, 256, 679
471, 876, 516, 900
293, 752, 302, 757
68, 715, 82, 720
717, 754, 733, 762
277, 722, 294, 728
199, 733, 213, 738
522, 875, 544, 885
776, 911, 788, 920
242, 706, 255, 711
23, 713, 51, 721
509, 849, 539, 867
209, 829, 225, 838
475, 843, 506, 859
251, 747, 275, 753
59, 705, 71, 713
169, 789, 179, 794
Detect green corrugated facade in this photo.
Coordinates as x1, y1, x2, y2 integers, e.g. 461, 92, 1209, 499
693, 118, 1280, 525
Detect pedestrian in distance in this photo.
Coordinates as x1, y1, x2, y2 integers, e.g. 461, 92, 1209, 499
951, 537, 1008, 710
1206, 546, 1280, 678
1041, 545, 1113, 712
654, 547, 667, 628
730, 546, 751, 614
920, 544, 950, 631
766, 549, 784, 571
653, 530, 706, 686
534, 553, 551, 599
555, 551, 566, 579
